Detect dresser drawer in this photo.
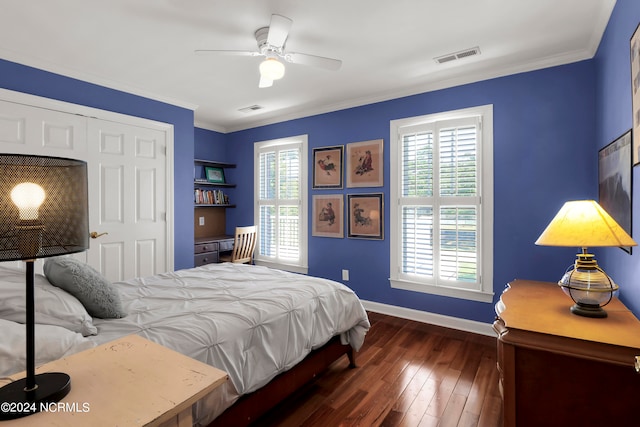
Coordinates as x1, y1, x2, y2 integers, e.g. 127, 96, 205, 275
195, 242, 219, 254
218, 239, 234, 252
195, 251, 218, 266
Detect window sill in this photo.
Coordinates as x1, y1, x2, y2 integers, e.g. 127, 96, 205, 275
255, 259, 308, 275
389, 278, 494, 303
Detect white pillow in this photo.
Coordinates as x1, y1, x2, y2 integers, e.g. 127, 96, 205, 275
0, 318, 96, 377
0, 266, 97, 336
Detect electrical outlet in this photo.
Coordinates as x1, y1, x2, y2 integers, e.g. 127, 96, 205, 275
342, 269, 349, 281
199, 216, 205, 226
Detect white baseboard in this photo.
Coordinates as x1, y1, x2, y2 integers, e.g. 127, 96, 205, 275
361, 300, 496, 337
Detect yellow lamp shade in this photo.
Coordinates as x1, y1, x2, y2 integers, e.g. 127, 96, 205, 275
535, 200, 636, 318
535, 200, 636, 248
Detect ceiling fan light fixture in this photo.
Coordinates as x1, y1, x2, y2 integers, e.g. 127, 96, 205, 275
259, 57, 285, 81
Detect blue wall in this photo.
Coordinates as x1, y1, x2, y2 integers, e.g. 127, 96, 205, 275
595, 0, 640, 315
0, 59, 196, 270
220, 61, 597, 323
195, 127, 228, 161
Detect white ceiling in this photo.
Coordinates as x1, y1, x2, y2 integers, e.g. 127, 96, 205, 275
0, 0, 616, 133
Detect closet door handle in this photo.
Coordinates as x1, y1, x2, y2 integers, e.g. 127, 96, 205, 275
90, 231, 108, 239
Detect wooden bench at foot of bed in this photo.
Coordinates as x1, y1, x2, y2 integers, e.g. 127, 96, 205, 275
209, 335, 356, 427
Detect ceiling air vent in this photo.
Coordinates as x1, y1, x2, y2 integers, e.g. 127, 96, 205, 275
434, 46, 481, 64
238, 104, 264, 113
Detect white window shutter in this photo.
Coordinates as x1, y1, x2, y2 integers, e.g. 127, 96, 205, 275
254, 136, 308, 273
390, 105, 493, 302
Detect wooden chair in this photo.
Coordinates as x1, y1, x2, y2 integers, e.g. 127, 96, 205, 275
219, 226, 257, 264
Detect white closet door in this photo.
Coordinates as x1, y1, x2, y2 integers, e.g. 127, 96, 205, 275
0, 99, 88, 156
0, 96, 172, 280
86, 118, 167, 281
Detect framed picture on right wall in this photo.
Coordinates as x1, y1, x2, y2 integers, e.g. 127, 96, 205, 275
630, 22, 640, 165
598, 129, 633, 254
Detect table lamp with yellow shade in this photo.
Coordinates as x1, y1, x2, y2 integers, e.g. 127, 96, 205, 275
535, 200, 637, 318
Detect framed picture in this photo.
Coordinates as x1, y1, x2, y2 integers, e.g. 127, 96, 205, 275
630, 23, 640, 165
346, 139, 383, 187
205, 166, 225, 184
598, 129, 633, 254
347, 193, 383, 239
312, 145, 343, 189
312, 194, 344, 238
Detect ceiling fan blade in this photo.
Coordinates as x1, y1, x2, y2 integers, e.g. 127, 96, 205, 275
259, 76, 273, 88
195, 49, 260, 57
285, 52, 342, 71
267, 14, 292, 48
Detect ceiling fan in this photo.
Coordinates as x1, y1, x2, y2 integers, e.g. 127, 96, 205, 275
195, 14, 342, 88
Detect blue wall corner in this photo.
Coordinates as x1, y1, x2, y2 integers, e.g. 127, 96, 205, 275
595, 0, 640, 315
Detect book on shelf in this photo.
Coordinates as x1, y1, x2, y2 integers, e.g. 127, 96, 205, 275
195, 188, 229, 205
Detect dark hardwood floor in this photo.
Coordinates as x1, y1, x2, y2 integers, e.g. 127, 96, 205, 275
258, 311, 502, 427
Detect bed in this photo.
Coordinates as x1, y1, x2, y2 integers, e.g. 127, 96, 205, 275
0, 262, 370, 426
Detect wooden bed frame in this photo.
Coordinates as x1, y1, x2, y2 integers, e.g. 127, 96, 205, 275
208, 335, 356, 427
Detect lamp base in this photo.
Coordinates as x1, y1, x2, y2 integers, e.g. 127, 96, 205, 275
570, 303, 608, 318
0, 372, 71, 420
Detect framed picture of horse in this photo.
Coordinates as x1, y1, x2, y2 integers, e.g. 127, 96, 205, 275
347, 193, 383, 239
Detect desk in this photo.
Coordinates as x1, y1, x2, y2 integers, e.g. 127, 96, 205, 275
194, 235, 234, 266
494, 279, 640, 427
3, 335, 228, 427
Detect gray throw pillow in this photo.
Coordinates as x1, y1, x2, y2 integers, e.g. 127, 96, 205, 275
43, 257, 127, 319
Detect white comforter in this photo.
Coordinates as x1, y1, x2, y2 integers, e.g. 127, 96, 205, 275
89, 263, 370, 424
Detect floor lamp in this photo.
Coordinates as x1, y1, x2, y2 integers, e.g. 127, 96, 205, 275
0, 154, 88, 420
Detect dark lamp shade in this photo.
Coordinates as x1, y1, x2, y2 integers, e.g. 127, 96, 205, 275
0, 154, 89, 261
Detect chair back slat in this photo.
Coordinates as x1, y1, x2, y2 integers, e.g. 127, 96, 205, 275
231, 225, 257, 264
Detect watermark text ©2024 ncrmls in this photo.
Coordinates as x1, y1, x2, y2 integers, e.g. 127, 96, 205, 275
0, 401, 91, 415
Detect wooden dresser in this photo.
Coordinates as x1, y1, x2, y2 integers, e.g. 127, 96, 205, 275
494, 279, 640, 427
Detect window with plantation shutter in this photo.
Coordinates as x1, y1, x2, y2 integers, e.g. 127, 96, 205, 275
254, 135, 308, 274
390, 106, 494, 302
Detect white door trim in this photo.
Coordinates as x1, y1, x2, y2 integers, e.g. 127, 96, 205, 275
0, 88, 175, 273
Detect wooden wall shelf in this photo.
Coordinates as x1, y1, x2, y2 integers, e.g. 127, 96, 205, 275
193, 159, 236, 266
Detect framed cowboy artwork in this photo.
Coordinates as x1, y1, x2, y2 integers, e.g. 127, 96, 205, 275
312, 194, 344, 238
346, 139, 383, 188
